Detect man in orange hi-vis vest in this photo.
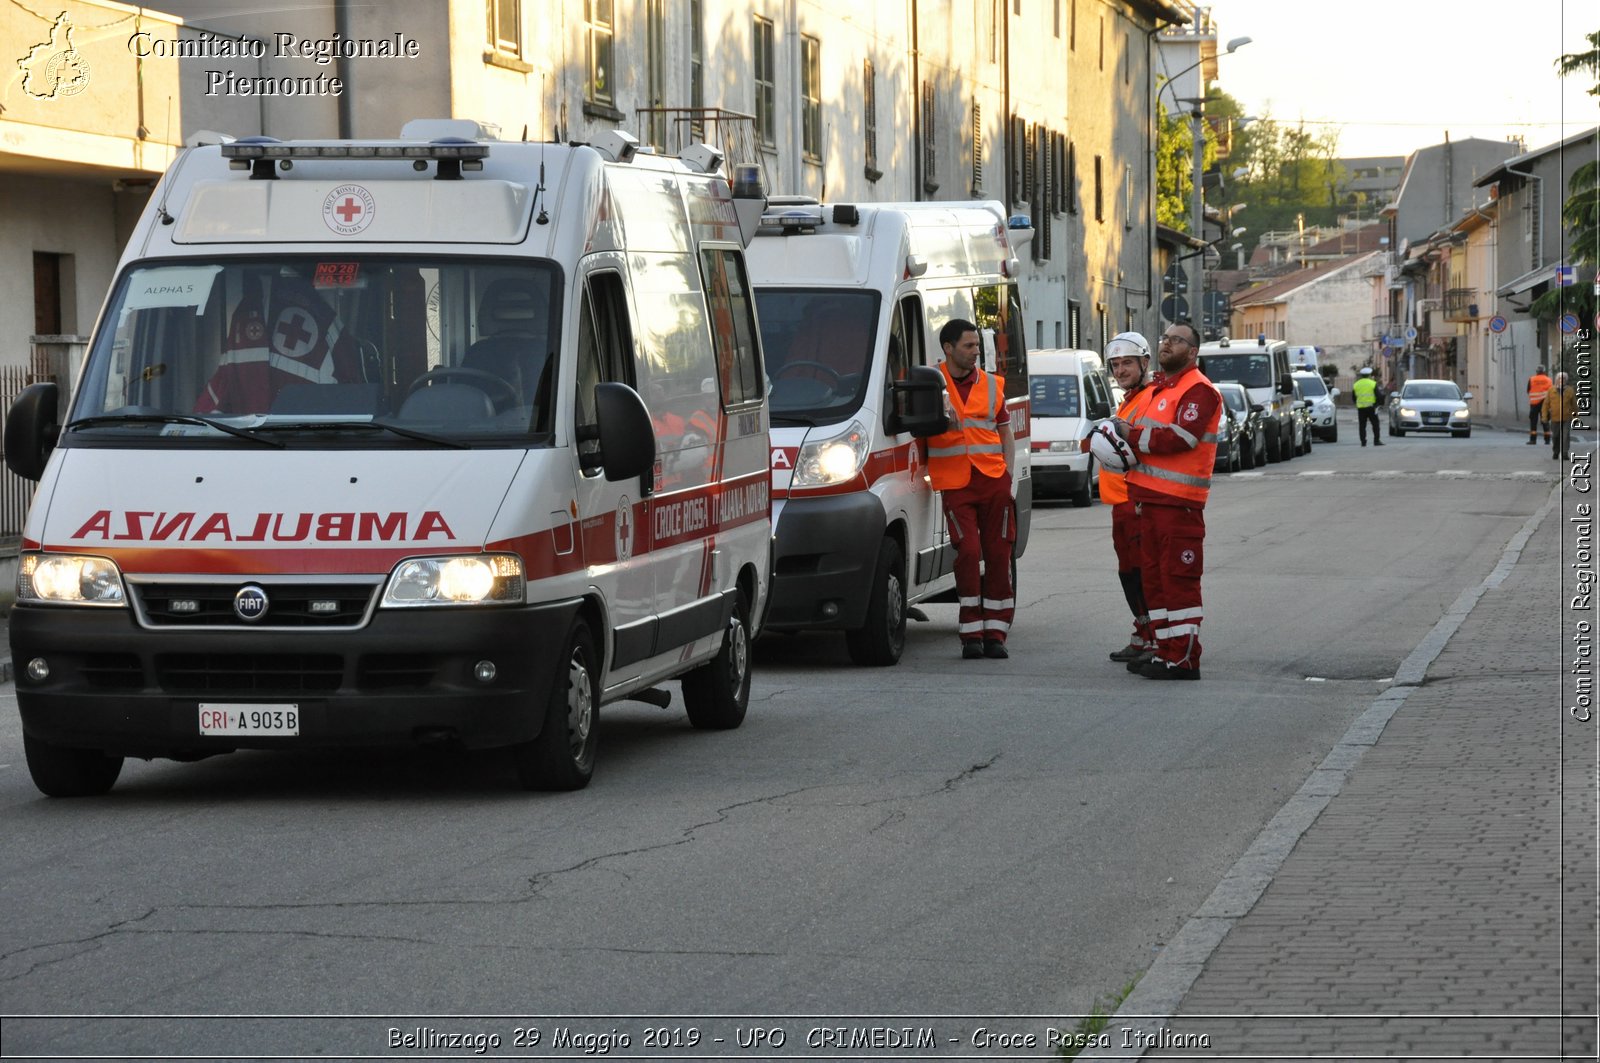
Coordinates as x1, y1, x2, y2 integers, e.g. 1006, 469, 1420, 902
1527, 364, 1553, 445
1114, 321, 1222, 680
928, 318, 1016, 660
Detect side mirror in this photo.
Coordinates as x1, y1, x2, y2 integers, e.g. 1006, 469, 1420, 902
5, 382, 61, 481
889, 365, 949, 438
1087, 399, 1112, 420
1462, 392, 1474, 401
1329, 387, 1340, 398
591, 382, 657, 489
1278, 374, 1294, 395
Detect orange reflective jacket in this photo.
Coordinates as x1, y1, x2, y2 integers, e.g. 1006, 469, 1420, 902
927, 365, 1008, 490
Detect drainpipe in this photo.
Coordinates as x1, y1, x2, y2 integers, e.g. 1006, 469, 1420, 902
335, 0, 354, 138
911, 0, 922, 201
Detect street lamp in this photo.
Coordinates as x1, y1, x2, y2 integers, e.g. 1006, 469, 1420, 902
1161, 35, 1252, 335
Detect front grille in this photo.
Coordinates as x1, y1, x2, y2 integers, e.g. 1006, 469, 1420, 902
134, 582, 378, 628
83, 653, 144, 689
1423, 412, 1446, 425
358, 654, 442, 691
156, 653, 343, 694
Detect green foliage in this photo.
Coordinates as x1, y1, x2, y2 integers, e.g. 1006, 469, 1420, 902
1530, 31, 1600, 324
1156, 87, 1349, 253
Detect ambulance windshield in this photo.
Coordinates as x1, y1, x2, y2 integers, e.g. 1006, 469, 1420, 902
754, 288, 881, 423
69, 257, 562, 445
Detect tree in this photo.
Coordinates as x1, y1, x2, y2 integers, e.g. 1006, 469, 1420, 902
1528, 30, 1599, 328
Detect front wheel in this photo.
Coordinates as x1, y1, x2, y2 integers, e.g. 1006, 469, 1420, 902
23, 733, 123, 797
1393, 426, 1406, 437
846, 539, 907, 666
683, 590, 752, 728
1453, 429, 1471, 438
511, 617, 598, 791
1265, 422, 1283, 463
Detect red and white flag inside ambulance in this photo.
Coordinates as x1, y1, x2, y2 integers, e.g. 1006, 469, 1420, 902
195, 276, 359, 414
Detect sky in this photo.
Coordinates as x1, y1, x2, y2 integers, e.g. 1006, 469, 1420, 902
1205, 0, 1599, 159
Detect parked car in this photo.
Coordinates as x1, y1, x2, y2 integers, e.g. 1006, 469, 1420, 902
1217, 381, 1266, 469
1213, 397, 1243, 473
1388, 378, 1472, 438
1028, 349, 1115, 506
1290, 379, 1313, 454
1291, 370, 1338, 442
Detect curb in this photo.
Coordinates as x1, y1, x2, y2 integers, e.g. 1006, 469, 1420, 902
1079, 481, 1563, 1059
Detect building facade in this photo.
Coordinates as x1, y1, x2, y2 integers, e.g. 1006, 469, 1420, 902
4, 0, 1197, 382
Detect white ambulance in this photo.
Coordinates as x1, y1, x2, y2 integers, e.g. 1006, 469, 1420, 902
745, 200, 1032, 665
4, 121, 772, 796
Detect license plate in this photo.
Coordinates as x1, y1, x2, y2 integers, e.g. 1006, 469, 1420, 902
199, 703, 299, 737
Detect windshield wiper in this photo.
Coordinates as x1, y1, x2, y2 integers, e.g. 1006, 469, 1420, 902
253, 420, 470, 449
66, 413, 284, 447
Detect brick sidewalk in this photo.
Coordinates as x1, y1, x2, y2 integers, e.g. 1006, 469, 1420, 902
1090, 490, 1596, 1059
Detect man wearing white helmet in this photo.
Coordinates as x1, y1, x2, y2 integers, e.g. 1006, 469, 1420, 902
1351, 366, 1385, 447
1099, 332, 1158, 668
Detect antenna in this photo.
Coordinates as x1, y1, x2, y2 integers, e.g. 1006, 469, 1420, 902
535, 152, 549, 225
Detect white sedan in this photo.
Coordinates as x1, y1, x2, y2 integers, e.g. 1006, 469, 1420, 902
1388, 378, 1472, 438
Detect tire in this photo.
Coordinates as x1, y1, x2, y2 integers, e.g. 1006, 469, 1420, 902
511, 617, 598, 791
23, 733, 123, 797
1265, 421, 1282, 463
846, 539, 907, 666
683, 589, 752, 728
1240, 433, 1255, 469
1327, 425, 1338, 443
1394, 427, 1406, 437
1453, 429, 1470, 439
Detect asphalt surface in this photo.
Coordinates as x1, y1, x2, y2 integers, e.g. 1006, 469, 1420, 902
1083, 450, 1596, 1057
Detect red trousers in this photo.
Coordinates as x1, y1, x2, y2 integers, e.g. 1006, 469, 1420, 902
1136, 499, 1206, 668
943, 470, 1016, 644
1112, 501, 1153, 648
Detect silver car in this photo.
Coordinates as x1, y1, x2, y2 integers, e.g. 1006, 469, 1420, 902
1291, 370, 1338, 442
1388, 378, 1472, 438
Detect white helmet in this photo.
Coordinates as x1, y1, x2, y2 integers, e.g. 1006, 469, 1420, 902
1089, 421, 1139, 473
1359, 367, 1373, 375
1105, 332, 1151, 363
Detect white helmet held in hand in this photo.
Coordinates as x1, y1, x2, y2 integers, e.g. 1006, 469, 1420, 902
1089, 421, 1139, 472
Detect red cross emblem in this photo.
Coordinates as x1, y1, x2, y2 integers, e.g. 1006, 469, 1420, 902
273, 308, 319, 358
334, 197, 363, 223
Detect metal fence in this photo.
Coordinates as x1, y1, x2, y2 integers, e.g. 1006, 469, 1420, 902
0, 343, 77, 542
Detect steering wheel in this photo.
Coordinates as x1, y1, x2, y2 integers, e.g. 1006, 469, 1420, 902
406, 367, 519, 410
775, 360, 844, 385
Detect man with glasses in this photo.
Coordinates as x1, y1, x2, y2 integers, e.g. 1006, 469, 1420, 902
1112, 321, 1221, 680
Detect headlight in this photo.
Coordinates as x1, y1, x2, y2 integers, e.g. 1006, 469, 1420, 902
19, 553, 126, 606
1399, 407, 1417, 418
1048, 440, 1078, 453
382, 554, 525, 607
793, 420, 871, 487
1451, 407, 1469, 419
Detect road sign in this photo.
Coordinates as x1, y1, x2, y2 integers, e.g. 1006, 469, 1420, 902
1404, 325, 1418, 340
1556, 264, 1576, 287
1560, 312, 1581, 333
1488, 315, 1508, 333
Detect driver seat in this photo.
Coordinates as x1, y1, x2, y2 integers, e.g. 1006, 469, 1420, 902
460, 278, 539, 408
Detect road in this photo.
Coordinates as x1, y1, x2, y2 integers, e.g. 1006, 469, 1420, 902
0, 413, 1564, 1058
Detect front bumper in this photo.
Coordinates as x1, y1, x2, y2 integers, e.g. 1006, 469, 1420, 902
766, 492, 886, 631
12, 600, 581, 758
1032, 452, 1090, 495
1393, 412, 1469, 433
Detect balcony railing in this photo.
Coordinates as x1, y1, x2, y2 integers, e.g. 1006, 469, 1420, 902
634, 107, 765, 188
1364, 316, 1395, 342
1443, 287, 1479, 322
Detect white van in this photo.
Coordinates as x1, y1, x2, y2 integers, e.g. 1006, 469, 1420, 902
1027, 349, 1114, 506
1197, 336, 1297, 463
745, 200, 1032, 665
4, 121, 772, 796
